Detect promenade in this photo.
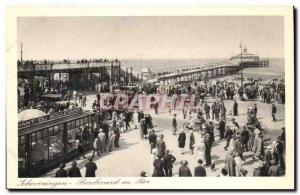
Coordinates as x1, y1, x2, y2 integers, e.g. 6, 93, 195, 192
45, 93, 285, 177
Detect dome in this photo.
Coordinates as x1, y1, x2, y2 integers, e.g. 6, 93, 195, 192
18, 109, 47, 122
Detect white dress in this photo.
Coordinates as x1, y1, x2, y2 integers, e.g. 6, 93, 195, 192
133, 112, 139, 127
195, 142, 206, 161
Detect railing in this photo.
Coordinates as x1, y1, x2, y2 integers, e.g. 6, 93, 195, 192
156, 61, 238, 79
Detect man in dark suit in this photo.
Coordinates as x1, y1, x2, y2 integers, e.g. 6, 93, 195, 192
194, 159, 206, 177
163, 150, 176, 177
178, 160, 192, 177
125, 111, 131, 131
148, 129, 157, 153
67, 161, 82, 177
224, 125, 234, 151
85, 157, 98, 177
55, 163, 67, 177
219, 118, 226, 140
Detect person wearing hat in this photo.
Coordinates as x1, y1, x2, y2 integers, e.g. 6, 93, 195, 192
178, 160, 192, 177
240, 126, 250, 152
253, 104, 258, 116
275, 137, 285, 170
163, 150, 176, 177
189, 130, 195, 154
55, 163, 67, 177
194, 159, 206, 177
67, 161, 82, 177
172, 114, 177, 135
268, 160, 279, 176
85, 156, 98, 177
178, 129, 186, 154
211, 102, 216, 120
203, 125, 212, 166
152, 154, 165, 177
272, 103, 277, 122
204, 102, 210, 120
264, 145, 273, 166
148, 129, 157, 154
224, 124, 234, 151
219, 118, 226, 140
233, 100, 238, 116
156, 134, 166, 156
231, 118, 240, 130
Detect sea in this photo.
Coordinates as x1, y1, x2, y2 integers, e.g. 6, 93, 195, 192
121, 58, 284, 77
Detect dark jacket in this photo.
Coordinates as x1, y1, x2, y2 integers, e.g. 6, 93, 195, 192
163, 154, 176, 169
178, 132, 186, 148
149, 133, 157, 145
240, 129, 250, 142
68, 166, 82, 177
189, 133, 195, 150
194, 166, 206, 177
179, 165, 192, 177
152, 159, 165, 177
172, 117, 177, 127
55, 168, 67, 177
272, 105, 277, 114
224, 127, 233, 140
85, 161, 97, 177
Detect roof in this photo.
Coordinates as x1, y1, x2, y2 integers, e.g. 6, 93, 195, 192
18, 109, 47, 122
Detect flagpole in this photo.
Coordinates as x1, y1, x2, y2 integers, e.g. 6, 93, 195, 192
240, 42, 244, 101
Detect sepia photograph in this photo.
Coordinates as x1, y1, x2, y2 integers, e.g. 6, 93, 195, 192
6, 6, 295, 190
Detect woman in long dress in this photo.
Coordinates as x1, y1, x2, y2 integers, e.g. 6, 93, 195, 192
194, 137, 206, 161
133, 111, 139, 129
178, 130, 186, 154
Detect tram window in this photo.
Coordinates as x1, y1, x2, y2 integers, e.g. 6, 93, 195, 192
59, 124, 64, 131
36, 131, 42, 140
19, 136, 25, 144
76, 120, 80, 126
48, 132, 63, 161
49, 127, 54, 136
43, 129, 48, 137
80, 118, 84, 125
54, 126, 59, 134
67, 122, 70, 130
31, 133, 36, 142
71, 121, 76, 128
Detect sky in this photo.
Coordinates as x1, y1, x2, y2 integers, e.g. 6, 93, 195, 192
17, 16, 284, 60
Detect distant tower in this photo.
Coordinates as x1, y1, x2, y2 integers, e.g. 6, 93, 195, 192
20, 42, 23, 61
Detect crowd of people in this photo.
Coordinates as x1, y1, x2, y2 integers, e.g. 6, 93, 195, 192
17, 71, 285, 178
52, 80, 285, 177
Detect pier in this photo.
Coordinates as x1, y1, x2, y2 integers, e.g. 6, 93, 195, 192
17, 59, 139, 90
